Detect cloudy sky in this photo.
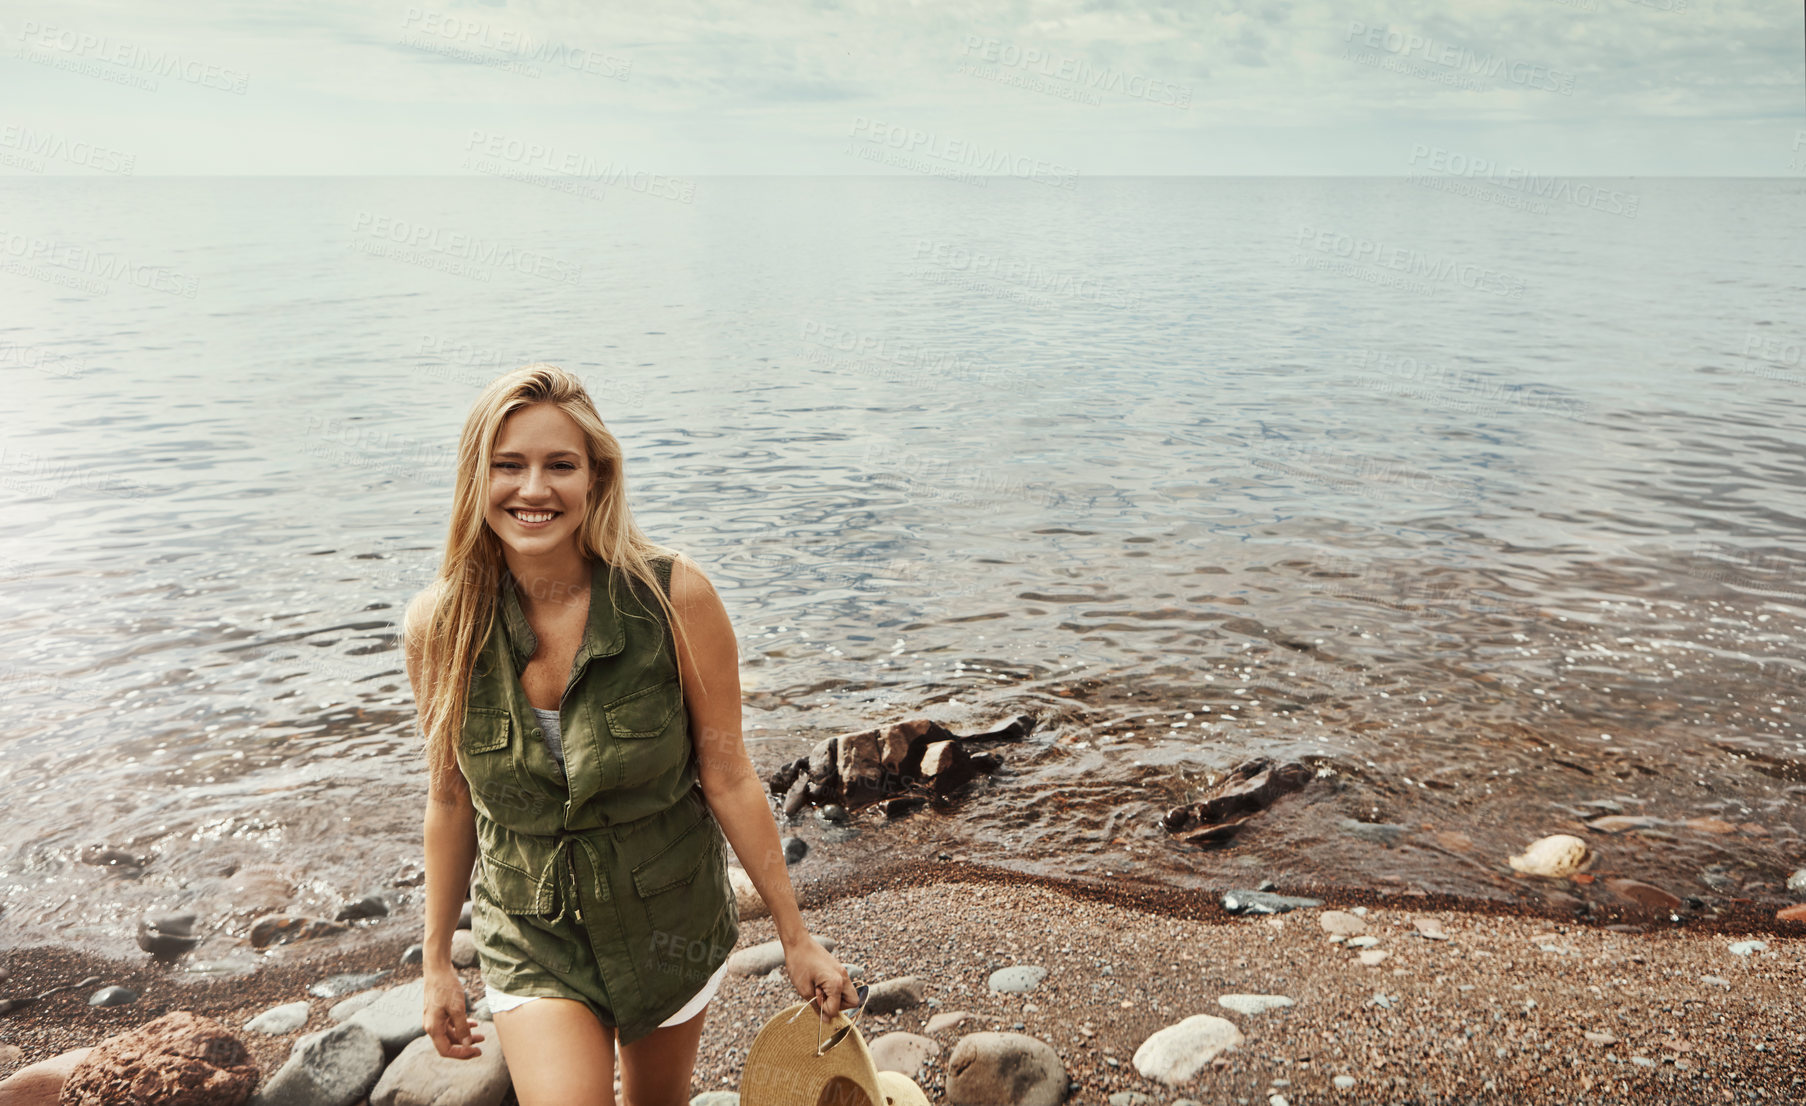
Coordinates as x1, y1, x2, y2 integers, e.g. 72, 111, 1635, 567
2, 0, 1801, 175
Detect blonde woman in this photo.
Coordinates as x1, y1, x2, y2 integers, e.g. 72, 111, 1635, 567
405, 365, 858, 1105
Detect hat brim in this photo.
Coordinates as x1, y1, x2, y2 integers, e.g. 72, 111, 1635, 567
740, 1000, 887, 1106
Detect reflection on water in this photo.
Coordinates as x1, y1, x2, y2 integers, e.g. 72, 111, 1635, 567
2, 177, 1803, 961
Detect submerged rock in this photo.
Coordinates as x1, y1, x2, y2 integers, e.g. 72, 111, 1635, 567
1508, 834, 1592, 877
1160, 759, 1313, 846
763, 716, 1032, 815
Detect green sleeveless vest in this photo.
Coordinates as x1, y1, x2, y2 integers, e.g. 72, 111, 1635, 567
457, 552, 739, 1045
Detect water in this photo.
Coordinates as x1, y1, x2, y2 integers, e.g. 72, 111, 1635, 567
3, 176, 1802, 964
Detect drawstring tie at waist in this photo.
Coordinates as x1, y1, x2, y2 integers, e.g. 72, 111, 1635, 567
534, 830, 608, 927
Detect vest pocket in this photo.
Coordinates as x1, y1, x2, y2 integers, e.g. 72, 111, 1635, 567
629, 808, 726, 965
472, 875, 575, 975
603, 678, 683, 738
461, 706, 512, 753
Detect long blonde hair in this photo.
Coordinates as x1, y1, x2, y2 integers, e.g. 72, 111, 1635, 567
409, 363, 690, 798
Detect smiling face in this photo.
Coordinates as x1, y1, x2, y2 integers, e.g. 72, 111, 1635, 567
484, 402, 599, 557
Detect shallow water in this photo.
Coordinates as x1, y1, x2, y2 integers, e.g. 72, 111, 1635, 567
2, 176, 1802, 962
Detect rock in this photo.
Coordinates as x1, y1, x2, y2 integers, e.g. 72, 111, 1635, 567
868, 1031, 939, 1076
1160, 759, 1313, 846
865, 976, 926, 1016
945, 1031, 1066, 1106
0, 995, 40, 1016
60, 1010, 259, 1106
925, 1010, 977, 1034
1702, 975, 1731, 988
1584, 815, 1660, 834
450, 929, 478, 969
458, 900, 471, 930
1217, 994, 1293, 1016
728, 865, 769, 921
1684, 817, 1738, 835
1604, 878, 1683, 913
222, 864, 296, 918
1131, 1015, 1244, 1084
877, 1071, 930, 1106
310, 970, 393, 998
250, 1020, 384, 1106
1337, 819, 1408, 845
1778, 904, 1806, 924
693, 1095, 741, 1106
1412, 916, 1449, 940
1728, 940, 1767, 957
367, 1022, 508, 1105
343, 979, 439, 1057
251, 915, 347, 949
1787, 869, 1806, 894
1584, 1031, 1617, 1045
1508, 835, 1592, 877
336, 895, 390, 922
1333, 1074, 1356, 1089
138, 911, 203, 960
400, 945, 423, 966
783, 775, 811, 817
1110, 1095, 1156, 1106
1223, 891, 1320, 915
80, 844, 149, 873
1318, 910, 1366, 937
783, 836, 808, 864
329, 989, 387, 1023
88, 986, 138, 1007
987, 966, 1047, 994
819, 804, 848, 823
882, 796, 928, 818
0, 1045, 96, 1105
245, 1001, 312, 1035
1357, 950, 1390, 966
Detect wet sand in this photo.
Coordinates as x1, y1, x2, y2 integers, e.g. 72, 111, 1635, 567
3, 864, 1801, 1105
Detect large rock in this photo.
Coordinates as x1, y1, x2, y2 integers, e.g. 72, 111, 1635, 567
60, 1010, 260, 1105
724, 937, 835, 978
244, 1001, 312, 1036
0, 1046, 96, 1106
1604, 878, 1682, 913
250, 1021, 384, 1106
945, 1032, 1066, 1106
864, 976, 926, 1016
1132, 1014, 1244, 1084
342, 978, 438, 1057
867, 1031, 939, 1077
1508, 835, 1592, 877
728, 865, 769, 920
368, 1024, 509, 1106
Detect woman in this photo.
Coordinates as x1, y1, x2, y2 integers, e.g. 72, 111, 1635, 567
405, 364, 859, 1105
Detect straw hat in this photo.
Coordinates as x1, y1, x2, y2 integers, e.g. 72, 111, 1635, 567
740, 994, 926, 1106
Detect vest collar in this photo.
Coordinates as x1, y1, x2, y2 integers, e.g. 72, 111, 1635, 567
498, 556, 625, 669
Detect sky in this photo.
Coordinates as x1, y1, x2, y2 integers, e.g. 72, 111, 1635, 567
1, 0, 1802, 176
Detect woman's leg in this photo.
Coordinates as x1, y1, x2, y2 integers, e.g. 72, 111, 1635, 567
618, 1001, 708, 1106
493, 996, 617, 1106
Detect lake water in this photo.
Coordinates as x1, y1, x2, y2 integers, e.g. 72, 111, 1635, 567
3, 175, 1802, 965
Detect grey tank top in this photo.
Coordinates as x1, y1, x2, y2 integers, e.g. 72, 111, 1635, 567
531, 706, 565, 771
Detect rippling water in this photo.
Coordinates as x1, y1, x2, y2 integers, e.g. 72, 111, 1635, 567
3, 176, 1802, 966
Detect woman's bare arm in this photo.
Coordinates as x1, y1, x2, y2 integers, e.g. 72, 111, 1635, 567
406, 586, 478, 975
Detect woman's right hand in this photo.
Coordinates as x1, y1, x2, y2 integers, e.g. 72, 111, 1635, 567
422, 965, 485, 1059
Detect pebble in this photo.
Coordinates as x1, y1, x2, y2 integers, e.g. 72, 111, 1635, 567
1357, 950, 1390, 966
1132, 1015, 1244, 1083
1333, 1075, 1356, 1090
1727, 940, 1767, 957
1702, 976, 1731, 988
1221, 891, 1322, 915
988, 965, 1047, 994
309, 969, 392, 998
1217, 994, 1294, 1016
1508, 834, 1592, 877
244, 1000, 311, 1035
1318, 910, 1365, 937
88, 986, 137, 1007
1411, 916, 1448, 940
1347, 936, 1380, 949
1787, 868, 1806, 894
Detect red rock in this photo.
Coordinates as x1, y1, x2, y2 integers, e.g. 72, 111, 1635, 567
1777, 904, 1806, 924
1584, 815, 1660, 834
1683, 817, 1737, 835
0, 1046, 94, 1105
59, 1011, 258, 1106
1604, 878, 1683, 913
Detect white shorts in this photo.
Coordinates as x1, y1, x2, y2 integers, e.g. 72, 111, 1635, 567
484, 956, 731, 1028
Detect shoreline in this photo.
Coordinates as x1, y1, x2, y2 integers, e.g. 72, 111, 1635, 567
3, 865, 1801, 1104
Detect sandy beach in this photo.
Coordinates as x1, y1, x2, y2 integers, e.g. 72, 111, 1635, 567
3, 862, 1800, 1105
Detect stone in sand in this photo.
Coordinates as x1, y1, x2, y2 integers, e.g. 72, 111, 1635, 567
864, 976, 927, 1015
1217, 994, 1294, 1016
1318, 910, 1365, 936
926, 1010, 977, 1034
1132, 1015, 1243, 1084
868, 1031, 939, 1076
728, 865, 769, 920
1604, 878, 1682, 913
1728, 940, 1767, 957
946, 1032, 1066, 1106
0, 1045, 96, 1106
60, 1010, 259, 1106
1778, 904, 1806, 924
1222, 890, 1321, 915
244, 1001, 311, 1035
251, 1020, 384, 1106
367, 1023, 509, 1106
987, 965, 1047, 994
1507, 834, 1592, 877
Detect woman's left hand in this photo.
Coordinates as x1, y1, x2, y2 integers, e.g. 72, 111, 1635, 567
784, 934, 860, 1022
